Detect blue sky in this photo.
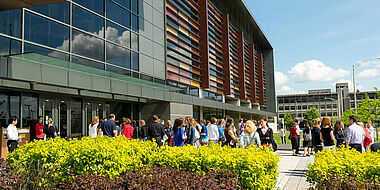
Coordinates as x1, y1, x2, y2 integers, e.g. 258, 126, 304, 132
245, 0, 380, 95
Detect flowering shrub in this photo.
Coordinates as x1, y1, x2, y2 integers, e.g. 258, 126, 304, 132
306, 148, 380, 189
7, 137, 279, 189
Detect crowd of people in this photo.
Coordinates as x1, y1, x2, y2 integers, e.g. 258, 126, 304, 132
87, 114, 275, 149
6, 114, 378, 154
281, 115, 376, 156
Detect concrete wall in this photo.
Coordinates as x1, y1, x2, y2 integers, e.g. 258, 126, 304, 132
139, 0, 166, 80
169, 102, 193, 122
263, 49, 276, 114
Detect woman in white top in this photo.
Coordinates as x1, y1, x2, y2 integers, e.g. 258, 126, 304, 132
89, 116, 99, 138
7, 116, 21, 153
207, 117, 219, 144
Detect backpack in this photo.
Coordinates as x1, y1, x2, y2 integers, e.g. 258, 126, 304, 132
304, 129, 312, 141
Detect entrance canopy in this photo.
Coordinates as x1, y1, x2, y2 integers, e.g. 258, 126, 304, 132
0, 0, 66, 11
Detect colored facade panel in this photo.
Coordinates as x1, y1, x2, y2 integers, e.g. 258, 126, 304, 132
166, 0, 201, 89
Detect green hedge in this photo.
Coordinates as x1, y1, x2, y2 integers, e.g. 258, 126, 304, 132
7, 137, 279, 189
306, 148, 380, 189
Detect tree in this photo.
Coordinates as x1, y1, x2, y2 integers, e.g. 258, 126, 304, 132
304, 107, 320, 122
342, 87, 380, 125
284, 113, 293, 127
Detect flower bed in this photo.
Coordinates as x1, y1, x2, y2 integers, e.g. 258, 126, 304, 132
306, 148, 380, 189
6, 137, 279, 189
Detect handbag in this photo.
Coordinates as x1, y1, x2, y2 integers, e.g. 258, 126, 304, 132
272, 140, 278, 152
288, 129, 293, 140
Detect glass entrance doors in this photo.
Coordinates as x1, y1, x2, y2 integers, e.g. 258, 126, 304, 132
84, 101, 107, 136
40, 97, 69, 139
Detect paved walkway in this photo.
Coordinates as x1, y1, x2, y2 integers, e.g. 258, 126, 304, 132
276, 150, 314, 190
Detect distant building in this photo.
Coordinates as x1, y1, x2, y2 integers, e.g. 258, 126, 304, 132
277, 83, 378, 122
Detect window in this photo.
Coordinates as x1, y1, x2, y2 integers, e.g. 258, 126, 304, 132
72, 55, 105, 69
0, 36, 21, 56
30, 2, 69, 23
291, 106, 295, 111
320, 105, 325, 109
284, 98, 289, 103
25, 12, 69, 51
106, 65, 131, 75
106, 43, 130, 68
131, 32, 139, 50
24, 43, 69, 61
106, 21, 130, 48
301, 97, 307, 103
113, 0, 131, 10
290, 98, 295, 103
22, 93, 38, 129
107, 0, 130, 28
72, 29, 104, 61
74, 0, 104, 15
279, 106, 284, 110
131, 0, 138, 14
73, 5, 104, 37
278, 98, 284, 104
297, 106, 301, 110
0, 10, 21, 38
285, 106, 289, 111
131, 14, 138, 32
131, 51, 139, 71
302, 105, 307, 110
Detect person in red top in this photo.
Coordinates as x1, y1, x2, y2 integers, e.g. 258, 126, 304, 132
35, 116, 45, 140
122, 118, 134, 140
290, 122, 300, 156
358, 121, 372, 152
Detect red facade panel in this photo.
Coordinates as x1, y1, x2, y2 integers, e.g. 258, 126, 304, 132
237, 32, 245, 100
198, 0, 210, 89
221, 14, 231, 95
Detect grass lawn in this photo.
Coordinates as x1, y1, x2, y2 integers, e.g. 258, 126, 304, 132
273, 131, 290, 145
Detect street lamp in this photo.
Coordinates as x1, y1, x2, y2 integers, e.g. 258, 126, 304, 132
353, 57, 380, 111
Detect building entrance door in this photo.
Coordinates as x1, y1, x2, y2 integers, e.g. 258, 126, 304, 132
40, 97, 69, 139
84, 101, 106, 136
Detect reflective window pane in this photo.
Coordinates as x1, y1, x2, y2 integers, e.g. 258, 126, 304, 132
0, 10, 21, 38
24, 43, 69, 61
131, 32, 139, 50
131, 0, 138, 14
131, 51, 138, 71
131, 14, 138, 32
106, 65, 131, 76
107, 0, 130, 29
73, 5, 104, 37
30, 2, 69, 23
0, 94, 8, 128
10, 96, 20, 118
106, 43, 130, 68
0, 36, 21, 56
74, 0, 104, 15
72, 55, 105, 70
22, 93, 38, 128
113, 0, 130, 10
106, 21, 130, 48
72, 29, 104, 61
71, 98, 83, 138
25, 12, 69, 51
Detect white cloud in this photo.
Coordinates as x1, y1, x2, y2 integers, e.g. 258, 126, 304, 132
50, 26, 135, 62
274, 71, 289, 86
333, 79, 364, 92
277, 86, 307, 94
289, 59, 350, 82
357, 69, 380, 79
375, 64, 380, 68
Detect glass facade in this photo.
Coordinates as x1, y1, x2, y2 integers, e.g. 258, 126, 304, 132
0, 0, 140, 78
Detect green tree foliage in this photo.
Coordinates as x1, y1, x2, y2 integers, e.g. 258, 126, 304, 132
304, 107, 320, 122
284, 113, 293, 127
342, 87, 380, 125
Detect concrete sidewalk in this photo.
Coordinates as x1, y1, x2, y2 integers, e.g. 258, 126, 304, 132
276, 150, 314, 190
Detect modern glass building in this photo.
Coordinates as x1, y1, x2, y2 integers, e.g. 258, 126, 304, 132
0, 0, 276, 139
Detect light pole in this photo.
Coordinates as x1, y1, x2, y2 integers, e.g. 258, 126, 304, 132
353, 57, 380, 111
